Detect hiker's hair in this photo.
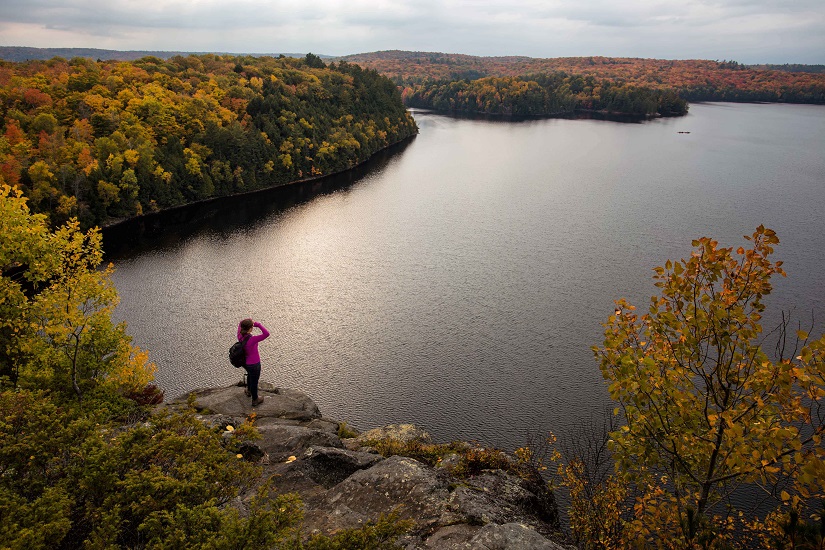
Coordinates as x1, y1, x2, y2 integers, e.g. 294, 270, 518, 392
240, 318, 254, 334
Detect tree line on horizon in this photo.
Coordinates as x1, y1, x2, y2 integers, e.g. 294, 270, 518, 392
0, 53, 417, 229
343, 51, 825, 115
0, 46, 330, 64
6, 47, 823, 120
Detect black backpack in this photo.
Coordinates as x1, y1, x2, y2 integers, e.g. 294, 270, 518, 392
229, 335, 250, 368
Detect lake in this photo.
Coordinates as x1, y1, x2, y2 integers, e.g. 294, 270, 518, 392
107, 102, 825, 451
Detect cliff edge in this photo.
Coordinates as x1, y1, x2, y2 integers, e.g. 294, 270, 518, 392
166, 382, 569, 549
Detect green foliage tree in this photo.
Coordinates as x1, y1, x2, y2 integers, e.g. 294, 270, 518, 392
594, 226, 825, 546
304, 53, 327, 69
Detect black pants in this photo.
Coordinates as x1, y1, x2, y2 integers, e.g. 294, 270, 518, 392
243, 362, 261, 400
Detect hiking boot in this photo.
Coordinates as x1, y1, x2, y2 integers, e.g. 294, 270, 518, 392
244, 388, 251, 397
252, 397, 265, 406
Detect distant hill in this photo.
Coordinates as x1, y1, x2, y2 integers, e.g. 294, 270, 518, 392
746, 63, 825, 74
340, 50, 825, 105
0, 46, 328, 62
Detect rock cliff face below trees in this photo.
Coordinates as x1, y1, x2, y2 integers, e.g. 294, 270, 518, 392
168, 383, 568, 549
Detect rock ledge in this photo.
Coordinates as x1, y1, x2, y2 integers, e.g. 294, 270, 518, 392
168, 383, 569, 550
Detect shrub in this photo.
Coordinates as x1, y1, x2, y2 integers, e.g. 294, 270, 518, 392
0, 389, 303, 549
337, 421, 360, 439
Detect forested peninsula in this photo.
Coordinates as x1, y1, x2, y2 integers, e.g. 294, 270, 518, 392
402, 73, 688, 118
0, 53, 417, 228
342, 51, 825, 117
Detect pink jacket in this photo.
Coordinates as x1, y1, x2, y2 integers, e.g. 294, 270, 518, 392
237, 322, 270, 365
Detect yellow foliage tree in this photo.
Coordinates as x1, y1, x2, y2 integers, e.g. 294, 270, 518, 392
0, 184, 154, 397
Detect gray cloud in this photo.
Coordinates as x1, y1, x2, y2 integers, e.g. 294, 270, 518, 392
0, 0, 822, 63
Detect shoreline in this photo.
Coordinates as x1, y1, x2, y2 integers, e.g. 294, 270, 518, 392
406, 106, 681, 123
101, 132, 418, 232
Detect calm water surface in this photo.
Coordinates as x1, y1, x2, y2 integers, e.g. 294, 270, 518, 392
108, 103, 825, 450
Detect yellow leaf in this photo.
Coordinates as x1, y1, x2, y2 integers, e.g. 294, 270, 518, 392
780, 490, 790, 502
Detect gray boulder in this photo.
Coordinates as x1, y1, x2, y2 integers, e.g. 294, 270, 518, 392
420, 522, 567, 550
466, 522, 567, 550
303, 455, 460, 535
356, 423, 432, 445
423, 524, 483, 549
297, 446, 385, 488
453, 469, 559, 533
304, 418, 342, 434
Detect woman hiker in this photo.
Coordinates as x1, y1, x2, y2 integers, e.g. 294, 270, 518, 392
237, 318, 270, 406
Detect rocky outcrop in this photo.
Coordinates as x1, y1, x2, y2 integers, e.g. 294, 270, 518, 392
178, 382, 321, 421
168, 383, 569, 549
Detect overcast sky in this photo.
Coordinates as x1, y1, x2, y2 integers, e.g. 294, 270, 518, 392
1, 0, 823, 64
